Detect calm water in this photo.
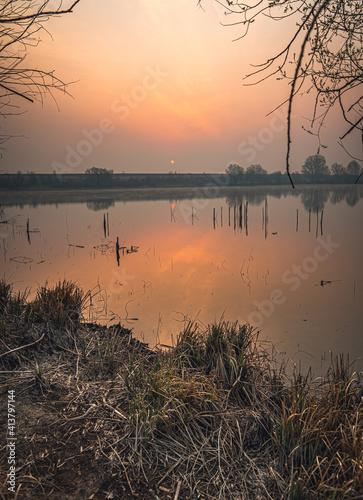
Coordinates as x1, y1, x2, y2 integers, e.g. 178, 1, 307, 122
1, 185, 362, 374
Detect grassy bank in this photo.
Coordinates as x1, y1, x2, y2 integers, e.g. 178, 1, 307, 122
0, 280, 362, 499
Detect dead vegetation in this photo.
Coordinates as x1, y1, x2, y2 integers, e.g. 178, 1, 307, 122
0, 280, 362, 499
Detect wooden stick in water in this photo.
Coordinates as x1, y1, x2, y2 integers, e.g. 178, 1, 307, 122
26, 218, 31, 244
245, 201, 248, 236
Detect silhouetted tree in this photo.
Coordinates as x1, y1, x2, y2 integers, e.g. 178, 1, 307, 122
246, 164, 267, 176
226, 163, 244, 185
331, 163, 346, 176
346, 160, 361, 176
301, 155, 330, 183
85, 167, 113, 176
226, 163, 244, 176
85, 167, 113, 187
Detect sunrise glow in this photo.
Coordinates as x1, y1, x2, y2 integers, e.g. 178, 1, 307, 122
1, 0, 360, 176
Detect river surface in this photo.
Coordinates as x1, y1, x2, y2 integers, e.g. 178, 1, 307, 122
1, 184, 362, 375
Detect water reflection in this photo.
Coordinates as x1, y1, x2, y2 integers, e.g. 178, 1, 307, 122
346, 190, 360, 207
86, 200, 115, 211
331, 189, 348, 205
1, 185, 362, 376
301, 189, 330, 213
225, 191, 271, 207
2, 185, 362, 210
212, 196, 328, 238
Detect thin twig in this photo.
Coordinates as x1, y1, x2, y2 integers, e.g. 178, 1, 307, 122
0, 332, 45, 358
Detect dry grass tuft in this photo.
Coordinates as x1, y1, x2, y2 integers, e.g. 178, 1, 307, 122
26, 279, 84, 327
276, 356, 363, 498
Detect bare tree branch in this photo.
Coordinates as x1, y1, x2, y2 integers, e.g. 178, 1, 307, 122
0, 0, 81, 137
203, 0, 363, 186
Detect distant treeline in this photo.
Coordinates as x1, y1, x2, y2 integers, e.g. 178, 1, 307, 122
0, 171, 361, 191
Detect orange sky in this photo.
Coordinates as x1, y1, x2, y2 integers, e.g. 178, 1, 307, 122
1, 0, 361, 175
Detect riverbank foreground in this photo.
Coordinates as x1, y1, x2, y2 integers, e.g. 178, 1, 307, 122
0, 280, 362, 499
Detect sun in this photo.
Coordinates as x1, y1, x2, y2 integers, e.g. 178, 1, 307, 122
170, 160, 175, 165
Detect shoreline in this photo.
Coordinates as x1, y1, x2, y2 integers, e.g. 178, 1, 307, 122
0, 280, 362, 499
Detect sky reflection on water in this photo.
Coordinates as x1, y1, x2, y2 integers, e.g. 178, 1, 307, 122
2, 185, 362, 375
